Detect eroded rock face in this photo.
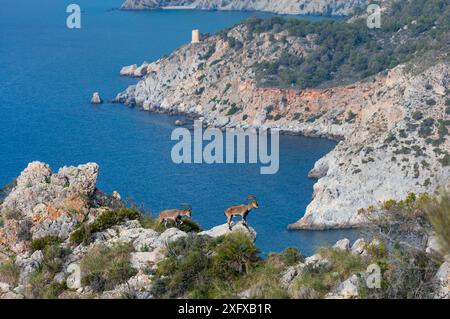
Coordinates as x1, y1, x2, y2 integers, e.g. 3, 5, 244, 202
121, 0, 368, 16
0, 162, 100, 253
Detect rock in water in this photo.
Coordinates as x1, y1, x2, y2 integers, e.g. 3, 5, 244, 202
91, 92, 103, 104
175, 120, 183, 126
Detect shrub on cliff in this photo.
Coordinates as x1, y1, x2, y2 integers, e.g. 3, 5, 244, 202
153, 232, 261, 299
70, 208, 141, 245
427, 191, 450, 256
25, 243, 70, 298
0, 261, 20, 287
30, 236, 61, 252
280, 247, 305, 266
80, 243, 137, 293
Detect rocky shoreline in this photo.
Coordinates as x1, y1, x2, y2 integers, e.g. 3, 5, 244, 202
120, 0, 369, 16
114, 20, 450, 230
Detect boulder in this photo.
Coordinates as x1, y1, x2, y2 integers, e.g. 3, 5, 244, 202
199, 222, 257, 242
0, 282, 10, 293
1, 291, 24, 299
327, 274, 361, 299
130, 248, 165, 270
91, 92, 103, 104
154, 228, 188, 247
333, 238, 350, 251
351, 238, 367, 255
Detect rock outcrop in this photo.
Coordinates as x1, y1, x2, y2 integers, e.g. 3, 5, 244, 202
0, 162, 262, 299
115, 21, 450, 230
121, 0, 369, 16
91, 92, 103, 104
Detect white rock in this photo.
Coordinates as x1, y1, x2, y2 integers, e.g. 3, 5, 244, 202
130, 248, 165, 270
1, 291, 24, 299
91, 92, 103, 104
434, 260, 450, 299
154, 228, 188, 247
305, 254, 330, 270
120, 64, 137, 76
333, 274, 360, 299
351, 238, 367, 255
333, 238, 350, 251
0, 282, 10, 293
199, 222, 257, 242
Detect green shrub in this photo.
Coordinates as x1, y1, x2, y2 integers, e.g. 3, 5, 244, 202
427, 191, 450, 256
81, 243, 137, 293
280, 247, 305, 266
70, 224, 92, 245
346, 111, 357, 123
212, 232, 259, 279
90, 208, 140, 233
30, 236, 61, 252
226, 104, 241, 116
71, 208, 141, 245
0, 261, 20, 286
153, 232, 260, 299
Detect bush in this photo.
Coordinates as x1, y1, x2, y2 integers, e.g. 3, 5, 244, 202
212, 232, 259, 279
80, 243, 137, 293
30, 236, 61, 252
280, 247, 305, 266
226, 104, 241, 116
90, 208, 140, 233
0, 261, 20, 286
71, 208, 141, 245
427, 191, 450, 256
153, 232, 260, 299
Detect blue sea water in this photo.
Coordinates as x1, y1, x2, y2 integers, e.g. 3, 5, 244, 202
0, 0, 357, 255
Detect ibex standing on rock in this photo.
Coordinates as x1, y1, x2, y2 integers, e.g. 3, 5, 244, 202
225, 196, 259, 230
159, 203, 192, 227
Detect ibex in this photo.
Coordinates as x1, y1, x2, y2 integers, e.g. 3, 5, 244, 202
225, 195, 259, 230
158, 203, 192, 227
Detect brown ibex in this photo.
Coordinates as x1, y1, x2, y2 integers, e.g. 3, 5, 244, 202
158, 203, 192, 227
225, 195, 259, 230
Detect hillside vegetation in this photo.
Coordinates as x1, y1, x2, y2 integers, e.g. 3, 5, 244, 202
247, 0, 450, 89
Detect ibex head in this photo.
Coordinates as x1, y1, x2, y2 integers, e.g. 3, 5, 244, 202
247, 195, 259, 209
181, 203, 192, 219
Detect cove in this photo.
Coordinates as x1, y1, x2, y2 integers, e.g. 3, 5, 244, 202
0, 0, 357, 255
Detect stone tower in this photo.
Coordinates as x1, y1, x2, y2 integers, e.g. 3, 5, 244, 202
191, 29, 200, 44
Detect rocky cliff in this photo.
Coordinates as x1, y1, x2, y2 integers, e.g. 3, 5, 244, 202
115, 20, 450, 230
121, 0, 368, 16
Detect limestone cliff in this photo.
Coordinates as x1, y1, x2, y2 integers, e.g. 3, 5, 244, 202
121, 0, 368, 16
115, 21, 450, 230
